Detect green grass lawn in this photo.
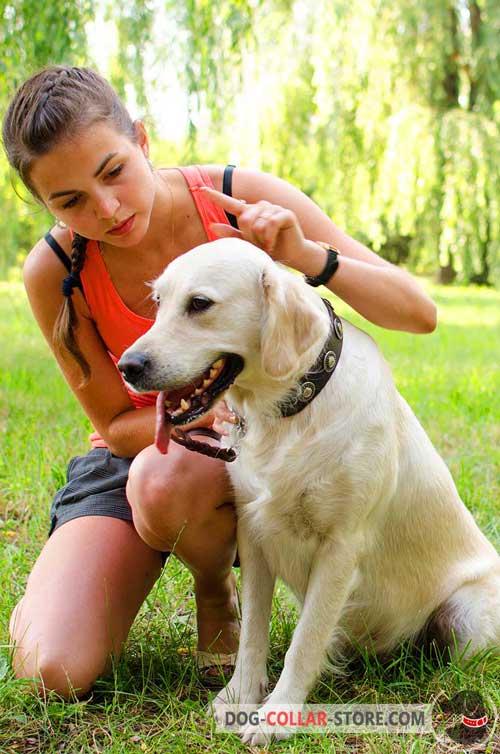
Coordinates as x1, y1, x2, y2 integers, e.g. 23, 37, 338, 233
0, 280, 499, 753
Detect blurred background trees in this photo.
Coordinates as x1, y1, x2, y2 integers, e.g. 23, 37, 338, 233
0, 0, 499, 285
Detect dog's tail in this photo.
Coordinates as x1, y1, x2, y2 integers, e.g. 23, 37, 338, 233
421, 563, 500, 659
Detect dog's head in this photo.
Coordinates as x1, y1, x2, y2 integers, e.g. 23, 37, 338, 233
118, 238, 330, 425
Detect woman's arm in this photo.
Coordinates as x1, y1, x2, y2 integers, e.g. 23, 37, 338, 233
23, 234, 158, 457
203, 167, 437, 333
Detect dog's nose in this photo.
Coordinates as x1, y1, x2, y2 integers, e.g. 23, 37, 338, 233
118, 352, 150, 385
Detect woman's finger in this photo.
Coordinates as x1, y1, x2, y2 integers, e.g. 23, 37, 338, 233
250, 208, 295, 253
262, 216, 282, 253
200, 186, 248, 216
237, 202, 277, 246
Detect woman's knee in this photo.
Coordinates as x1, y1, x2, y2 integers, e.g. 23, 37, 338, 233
9, 601, 116, 699
16, 650, 107, 699
128, 445, 188, 506
11, 637, 108, 699
127, 445, 229, 542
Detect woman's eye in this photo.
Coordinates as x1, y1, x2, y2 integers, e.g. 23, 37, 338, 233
188, 295, 213, 314
62, 194, 81, 210
107, 164, 123, 179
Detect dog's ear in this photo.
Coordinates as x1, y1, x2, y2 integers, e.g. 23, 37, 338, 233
260, 267, 327, 380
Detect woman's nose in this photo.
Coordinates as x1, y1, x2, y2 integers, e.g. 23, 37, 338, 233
94, 192, 120, 220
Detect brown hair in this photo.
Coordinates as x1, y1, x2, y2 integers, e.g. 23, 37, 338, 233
2, 65, 137, 380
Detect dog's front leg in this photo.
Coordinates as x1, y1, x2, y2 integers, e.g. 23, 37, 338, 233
213, 514, 275, 715
240, 538, 358, 745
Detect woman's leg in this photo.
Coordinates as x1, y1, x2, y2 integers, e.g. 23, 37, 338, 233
126, 441, 239, 658
9, 516, 163, 699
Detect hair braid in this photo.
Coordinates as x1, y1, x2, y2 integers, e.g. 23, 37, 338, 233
2, 65, 137, 201
39, 69, 69, 107
53, 234, 91, 382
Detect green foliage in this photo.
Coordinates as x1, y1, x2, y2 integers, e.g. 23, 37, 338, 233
167, 0, 265, 134
0, 0, 499, 285
107, 0, 154, 111
0, 154, 51, 279
252, 0, 500, 283
0, 0, 94, 98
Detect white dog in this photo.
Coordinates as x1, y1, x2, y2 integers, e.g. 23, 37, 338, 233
119, 238, 500, 745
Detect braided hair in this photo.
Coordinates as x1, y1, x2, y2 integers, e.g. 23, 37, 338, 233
55, 233, 90, 380
2, 66, 138, 381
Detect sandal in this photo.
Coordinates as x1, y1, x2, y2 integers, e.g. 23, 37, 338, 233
196, 650, 237, 689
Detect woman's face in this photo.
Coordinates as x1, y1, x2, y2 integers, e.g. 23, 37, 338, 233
29, 120, 156, 246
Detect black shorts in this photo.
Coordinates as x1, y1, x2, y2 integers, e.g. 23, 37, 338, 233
49, 446, 238, 567
49, 448, 134, 535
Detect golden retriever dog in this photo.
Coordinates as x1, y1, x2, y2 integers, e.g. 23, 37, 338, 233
119, 238, 500, 745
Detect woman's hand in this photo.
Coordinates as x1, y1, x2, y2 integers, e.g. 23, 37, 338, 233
211, 400, 239, 436
200, 186, 306, 266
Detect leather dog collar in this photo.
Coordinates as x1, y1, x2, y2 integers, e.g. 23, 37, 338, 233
277, 298, 343, 418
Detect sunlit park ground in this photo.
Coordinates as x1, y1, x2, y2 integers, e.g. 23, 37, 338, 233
0, 279, 499, 753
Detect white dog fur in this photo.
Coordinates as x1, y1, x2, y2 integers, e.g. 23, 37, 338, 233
121, 238, 500, 744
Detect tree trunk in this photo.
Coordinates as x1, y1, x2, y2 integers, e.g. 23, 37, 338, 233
468, 1, 481, 111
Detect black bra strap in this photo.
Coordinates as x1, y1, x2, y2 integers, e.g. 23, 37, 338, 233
44, 232, 72, 273
222, 164, 239, 229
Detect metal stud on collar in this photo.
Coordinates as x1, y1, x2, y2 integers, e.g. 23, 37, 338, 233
334, 318, 343, 340
323, 351, 337, 372
299, 381, 316, 401
275, 298, 344, 419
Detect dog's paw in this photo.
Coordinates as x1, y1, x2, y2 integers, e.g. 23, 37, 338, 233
208, 682, 243, 724
209, 697, 233, 728
240, 720, 272, 746
239, 704, 294, 745
216, 672, 268, 706
209, 674, 269, 729
212, 682, 241, 708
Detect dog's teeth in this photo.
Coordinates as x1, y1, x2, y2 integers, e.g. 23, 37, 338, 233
213, 359, 224, 369
164, 400, 172, 408
210, 368, 218, 379
203, 379, 211, 388
180, 398, 190, 411
194, 387, 203, 396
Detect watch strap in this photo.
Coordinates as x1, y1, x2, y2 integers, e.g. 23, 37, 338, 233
304, 242, 340, 287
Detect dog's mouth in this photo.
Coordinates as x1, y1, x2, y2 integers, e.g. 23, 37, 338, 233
155, 354, 244, 454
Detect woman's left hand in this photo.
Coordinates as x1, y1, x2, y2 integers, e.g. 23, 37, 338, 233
200, 186, 306, 265
211, 400, 239, 436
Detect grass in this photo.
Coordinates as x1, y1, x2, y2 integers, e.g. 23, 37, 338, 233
0, 280, 499, 753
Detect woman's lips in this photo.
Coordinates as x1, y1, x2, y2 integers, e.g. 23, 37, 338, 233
108, 214, 135, 236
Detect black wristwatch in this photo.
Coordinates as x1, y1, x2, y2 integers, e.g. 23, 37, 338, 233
304, 242, 340, 287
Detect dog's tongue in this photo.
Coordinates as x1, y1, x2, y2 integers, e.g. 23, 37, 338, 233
155, 391, 172, 454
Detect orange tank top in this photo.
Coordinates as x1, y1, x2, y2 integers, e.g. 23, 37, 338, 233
79, 165, 232, 448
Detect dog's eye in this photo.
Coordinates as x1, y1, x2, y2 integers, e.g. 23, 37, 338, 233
151, 291, 160, 305
187, 295, 213, 314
